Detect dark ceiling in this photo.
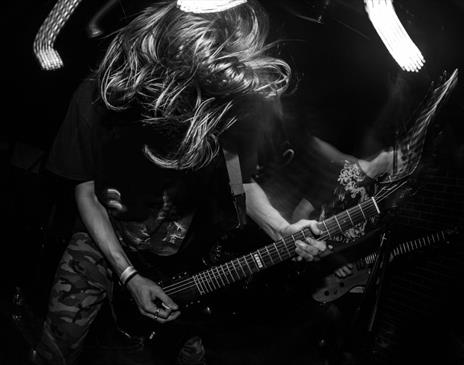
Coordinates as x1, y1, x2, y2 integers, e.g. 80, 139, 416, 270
4, 0, 464, 160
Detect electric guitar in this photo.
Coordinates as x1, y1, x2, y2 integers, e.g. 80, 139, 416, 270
311, 227, 459, 304
113, 180, 412, 338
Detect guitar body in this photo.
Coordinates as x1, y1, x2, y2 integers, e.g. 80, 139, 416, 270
312, 267, 370, 303
311, 228, 458, 303
112, 233, 251, 340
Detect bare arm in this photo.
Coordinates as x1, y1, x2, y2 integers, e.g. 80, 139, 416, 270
243, 181, 289, 241
243, 181, 326, 261
75, 181, 132, 276
75, 181, 179, 321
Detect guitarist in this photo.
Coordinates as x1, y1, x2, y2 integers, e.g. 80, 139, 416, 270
35, 1, 326, 364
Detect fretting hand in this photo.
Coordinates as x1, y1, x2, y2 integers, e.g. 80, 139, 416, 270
282, 219, 326, 262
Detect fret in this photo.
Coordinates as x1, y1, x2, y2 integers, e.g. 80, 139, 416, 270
328, 218, 339, 234
273, 242, 283, 261
226, 262, 237, 282
207, 271, 216, 291
346, 209, 355, 225
437, 232, 443, 243
333, 215, 343, 233
211, 266, 226, 288
222, 262, 232, 282
322, 221, 331, 239
202, 271, 213, 292
213, 267, 224, 287
220, 265, 230, 285
225, 263, 235, 283
243, 255, 254, 275
371, 197, 380, 214
399, 242, 405, 254
408, 240, 414, 252
406, 241, 412, 253
358, 204, 367, 220
265, 245, 274, 265
249, 254, 260, 272
252, 252, 264, 270
257, 250, 267, 268
286, 236, 295, 256
236, 257, 247, 278
440, 231, 446, 241
192, 275, 205, 295
426, 234, 432, 246
212, 267, 222, 287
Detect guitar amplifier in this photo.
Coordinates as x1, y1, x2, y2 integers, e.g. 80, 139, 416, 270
366, 232, 464, 365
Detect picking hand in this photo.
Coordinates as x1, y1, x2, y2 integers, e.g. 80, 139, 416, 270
282, 219, 326, 262
126, 274, 180, 323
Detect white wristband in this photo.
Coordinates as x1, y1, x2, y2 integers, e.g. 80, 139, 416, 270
120, 265, 138, 286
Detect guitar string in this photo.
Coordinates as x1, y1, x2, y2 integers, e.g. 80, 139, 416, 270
161, 200, 386, 295
163, 207, 374, 293
162, 199, 388, 296
314, 229, 452, 302
161, 203, 381, 296
161, 186, 401, 295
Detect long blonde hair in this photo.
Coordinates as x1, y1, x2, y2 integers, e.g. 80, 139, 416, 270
97, 0, 291, 169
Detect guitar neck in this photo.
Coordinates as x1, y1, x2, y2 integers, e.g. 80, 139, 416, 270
359, 229, 449, 267
186, 197, 381, 297
391, 229, 449, 258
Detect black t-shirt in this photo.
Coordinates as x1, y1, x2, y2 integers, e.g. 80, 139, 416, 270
47, 78, 273, 255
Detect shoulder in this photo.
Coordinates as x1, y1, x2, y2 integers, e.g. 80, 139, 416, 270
222, 95, 281, 144
69, 77, 107, 130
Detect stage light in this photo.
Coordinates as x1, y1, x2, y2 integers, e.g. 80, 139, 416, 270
364, 0, 425, 72
33, 0, 84, 71
177, 0, 247, 13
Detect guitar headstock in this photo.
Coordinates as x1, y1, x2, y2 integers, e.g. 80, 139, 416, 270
374, 178, 418, 210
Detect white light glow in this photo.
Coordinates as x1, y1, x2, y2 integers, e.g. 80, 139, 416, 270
33, 0, 83, 71
365, 0, 425, 72
177, 0, 247, 13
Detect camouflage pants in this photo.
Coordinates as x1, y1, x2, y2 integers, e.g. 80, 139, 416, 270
37, 232, 205, 365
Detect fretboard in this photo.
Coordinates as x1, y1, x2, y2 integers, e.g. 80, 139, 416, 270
188, 197, 380, 297
358, 229, 449, 268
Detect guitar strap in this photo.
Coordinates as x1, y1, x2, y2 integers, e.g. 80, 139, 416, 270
222, 148, 247, 229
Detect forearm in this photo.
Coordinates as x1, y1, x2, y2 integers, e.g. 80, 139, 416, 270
243, 181, 289, 240
75, 181, 132, 276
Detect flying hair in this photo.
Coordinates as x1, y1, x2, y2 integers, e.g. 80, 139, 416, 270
97, 0, 291, 170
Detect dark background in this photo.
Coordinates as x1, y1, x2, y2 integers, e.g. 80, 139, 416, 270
1, 1, 464, 364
